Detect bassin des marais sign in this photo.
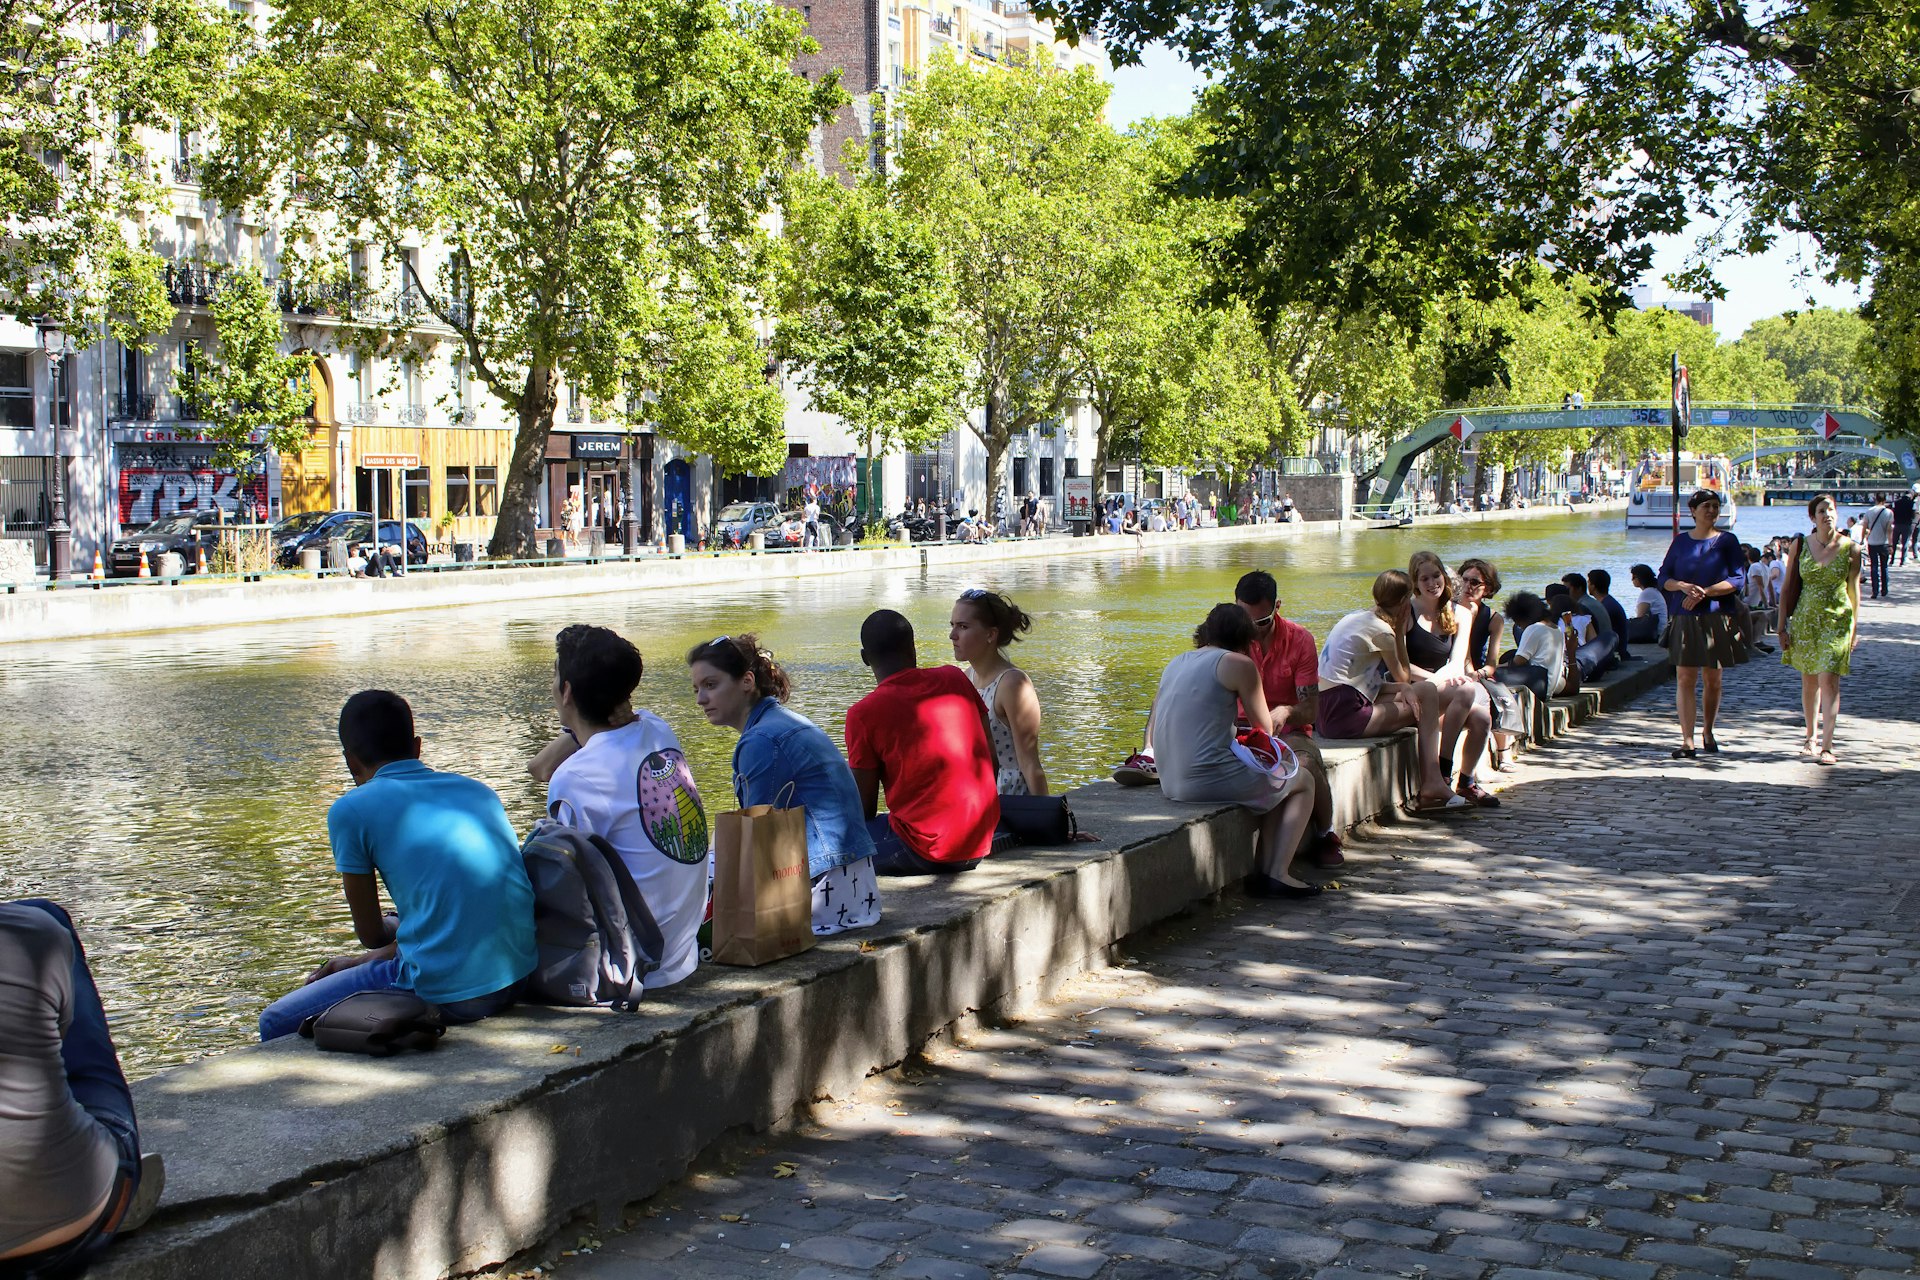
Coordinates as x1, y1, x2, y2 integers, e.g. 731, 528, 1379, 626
571, 434, 624, 459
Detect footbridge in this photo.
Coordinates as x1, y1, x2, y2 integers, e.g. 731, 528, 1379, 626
1370, 402, 1915, 507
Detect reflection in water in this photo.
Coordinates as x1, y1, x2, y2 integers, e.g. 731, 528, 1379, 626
0, 509, 1812, 1075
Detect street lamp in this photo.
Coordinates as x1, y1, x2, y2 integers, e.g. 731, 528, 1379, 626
37, 320, 77, 580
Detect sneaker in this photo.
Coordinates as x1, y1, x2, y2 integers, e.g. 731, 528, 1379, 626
1309, 830, 1345, 867
118, 1152, 166, 1234
1112, 751, 1158, 787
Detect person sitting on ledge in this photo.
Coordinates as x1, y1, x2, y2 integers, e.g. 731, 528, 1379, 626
688, 634, 880, 939
259, 690, 536, 1041
1316, 570, 1467, 813
845, 609, 1003, 875
1626, 563, 1666, 646
1, 901, 162, 1276
1148, 603, 1321, 897
1560, 572, 1618, 681
1586, 568, 1632, 662
1495, 592, 1569, 702
549, 626, 710, 988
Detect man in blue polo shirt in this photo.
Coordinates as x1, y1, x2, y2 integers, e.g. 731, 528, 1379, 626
259, 690, 536, 1040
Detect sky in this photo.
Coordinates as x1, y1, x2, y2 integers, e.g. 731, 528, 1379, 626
1103, 48, 1867, 342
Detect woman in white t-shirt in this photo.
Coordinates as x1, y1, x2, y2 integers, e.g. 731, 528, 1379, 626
1317, 569, 1468, 813
1496, 592, 1569, 701
1626, 563, 1667, 646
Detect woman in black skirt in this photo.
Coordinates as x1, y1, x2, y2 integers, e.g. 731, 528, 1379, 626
1655, 489, 1748, 757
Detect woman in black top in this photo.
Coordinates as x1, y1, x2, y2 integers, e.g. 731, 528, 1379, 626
1406, 551, 1498, 805
1457, 558, 1524, 771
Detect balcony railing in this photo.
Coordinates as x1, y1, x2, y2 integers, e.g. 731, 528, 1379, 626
116, 394, 158, 421
278, 279, 469, 329
931, 15, 954, 34
397, 405, 428, 425
339, 401, 381, 424
166, 261, 224, 307
171, 157, 198, 185
567, 403, 586, 423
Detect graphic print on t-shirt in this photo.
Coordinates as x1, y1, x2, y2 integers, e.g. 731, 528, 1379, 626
636, 749, 709, 864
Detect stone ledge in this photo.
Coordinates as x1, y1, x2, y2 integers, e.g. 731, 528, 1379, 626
91, 656, 1664, 1280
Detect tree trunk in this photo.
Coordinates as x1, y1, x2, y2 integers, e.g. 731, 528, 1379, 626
488, 362, 558, 558
981, 389, 1009, 524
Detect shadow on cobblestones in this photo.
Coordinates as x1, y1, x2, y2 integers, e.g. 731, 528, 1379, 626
519, 596, 1920, 1280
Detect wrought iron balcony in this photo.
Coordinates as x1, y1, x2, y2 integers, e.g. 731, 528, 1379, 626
117, 394, 158, 421
171, 157, 198, 184
567, 402, 586, 423
167, 262, 224, 307
397, 405, 428, 425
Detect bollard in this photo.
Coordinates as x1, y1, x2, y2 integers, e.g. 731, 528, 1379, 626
544, 537, 565, 559
299, 547, 323, 573
749, 530, 765, 553
667, 533, 686, 555
155, 552, 185, 578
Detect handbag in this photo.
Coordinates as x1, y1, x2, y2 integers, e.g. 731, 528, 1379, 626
298, 990, 446, 1056
996, 794, 1078, 844
710, 785, 815, 967
1230, 727, 1300, 786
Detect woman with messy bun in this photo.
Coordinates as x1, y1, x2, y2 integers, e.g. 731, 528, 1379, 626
687, 634, 881, 938
949, 588, 1048, 795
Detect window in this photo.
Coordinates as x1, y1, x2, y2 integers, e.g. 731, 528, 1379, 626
1011, 457, 1028, 496
445, 467, 471, 516
177, 339, 205, 418
404, 466, 430, 518
474, 465, 498, 516
450, 353, 468, 419
1064, 458, 1079, 478
0, 353, 30, 429
1039, 457, 1055, 497
1105, 468, 1123, 494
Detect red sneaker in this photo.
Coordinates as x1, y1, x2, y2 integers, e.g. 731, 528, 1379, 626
1310, 830, 1345, 867
1112, 751, 1158, 787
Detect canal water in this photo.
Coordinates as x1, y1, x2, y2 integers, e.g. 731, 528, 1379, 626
1, 506, 1823, 1075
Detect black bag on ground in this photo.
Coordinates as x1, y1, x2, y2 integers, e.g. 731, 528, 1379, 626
521, 817, 665, 1011
996, 794, 1077, 845
299, 990, 445, 1056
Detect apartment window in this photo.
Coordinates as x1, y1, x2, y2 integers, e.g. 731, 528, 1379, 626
445, 467, 471, 515
50, 355, 72, 428
404, 466, 430, 517
568, 383, 584, 423
1039, 456, 1055, 497
1064, 458, 1079, 478
1011, 457, 1028, 496
1105, 467, 1123, 494
0, 354, 31, 429
177, 339, 205, 418
450, 353, 468, 419
474, 465, 499, 516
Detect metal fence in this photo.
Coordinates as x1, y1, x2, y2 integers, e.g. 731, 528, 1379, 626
0, 457, 51, 532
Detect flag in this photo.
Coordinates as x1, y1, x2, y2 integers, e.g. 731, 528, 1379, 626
1450, 415, 1474, 444
1818, 410, 1842, 441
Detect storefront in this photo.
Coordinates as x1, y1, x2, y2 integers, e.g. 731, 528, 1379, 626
544, 430, 642, 538
350, 424, 514, 544
111, 425, 280, 527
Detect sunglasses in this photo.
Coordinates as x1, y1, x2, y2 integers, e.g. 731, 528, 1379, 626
1460, 575, 1486, 589
959, 587, 992, 601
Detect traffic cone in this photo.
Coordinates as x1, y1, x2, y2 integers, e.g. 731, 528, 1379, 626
90, 550, 104, 580
196, 545, 208, 575
137, 551, 150, 579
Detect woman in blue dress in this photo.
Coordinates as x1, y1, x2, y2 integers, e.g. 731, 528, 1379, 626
1655, 489, 1748, 758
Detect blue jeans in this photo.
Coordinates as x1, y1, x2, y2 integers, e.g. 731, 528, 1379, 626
4, 902, 142, 1279
865, 814, 1005, 875
258, 957, 521, 1042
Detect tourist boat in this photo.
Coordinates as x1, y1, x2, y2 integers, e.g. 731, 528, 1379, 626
1625, 454, 1737, 529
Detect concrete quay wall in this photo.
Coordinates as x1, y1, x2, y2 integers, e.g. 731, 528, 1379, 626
0, 500, 1626, 645
94, 651, 1665, 1280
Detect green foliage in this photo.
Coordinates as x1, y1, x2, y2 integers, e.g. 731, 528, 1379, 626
1731, 308, 1874, 407
774, 169, 964, 484
1149, 303, 1305, 490
891, 49, 1118, 499
0, 0, 236, 340
209, 0, 839, 555
175, 268, 315, 470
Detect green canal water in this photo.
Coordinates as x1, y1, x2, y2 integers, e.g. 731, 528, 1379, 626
1, 507, 1816, 1076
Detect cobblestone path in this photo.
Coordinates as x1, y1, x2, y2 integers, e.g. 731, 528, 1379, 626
527, 590, 1920, 1280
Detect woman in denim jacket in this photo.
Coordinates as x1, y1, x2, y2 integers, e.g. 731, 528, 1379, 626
687, 635, 882, 938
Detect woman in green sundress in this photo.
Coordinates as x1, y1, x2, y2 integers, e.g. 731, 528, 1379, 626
1780, 494, 1861, 766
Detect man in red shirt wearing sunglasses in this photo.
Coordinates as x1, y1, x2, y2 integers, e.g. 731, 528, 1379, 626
1235, 570, 1341, 866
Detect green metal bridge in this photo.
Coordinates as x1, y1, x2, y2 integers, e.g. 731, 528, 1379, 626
1369, 402, 1915, 509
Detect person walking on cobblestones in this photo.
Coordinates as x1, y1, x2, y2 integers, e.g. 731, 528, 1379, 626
1657, 489, 1747, 758
1779, 494, 1860, 766
1895, 484, 1916, 564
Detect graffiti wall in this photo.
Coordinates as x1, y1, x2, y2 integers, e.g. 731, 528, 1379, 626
117, 464, 273, 525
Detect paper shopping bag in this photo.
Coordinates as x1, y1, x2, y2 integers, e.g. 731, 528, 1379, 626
710, 801, 814, 966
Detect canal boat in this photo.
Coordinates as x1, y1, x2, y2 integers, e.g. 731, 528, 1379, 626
1625, 454, 1736, 530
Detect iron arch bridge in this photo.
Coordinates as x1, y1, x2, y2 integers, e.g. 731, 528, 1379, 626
1726, 435, 1901, 473
1369, 402, 1915, 508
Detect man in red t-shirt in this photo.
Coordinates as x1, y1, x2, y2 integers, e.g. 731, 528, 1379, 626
1236, 571, 1341, 866
844, 610, 1001, 874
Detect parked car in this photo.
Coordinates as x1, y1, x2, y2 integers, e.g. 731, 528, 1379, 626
270, 510, 335, 543
715, 501, 783, 548
107, 509, 232, 577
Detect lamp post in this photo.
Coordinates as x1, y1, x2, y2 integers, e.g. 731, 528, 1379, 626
37, 321, 77, 580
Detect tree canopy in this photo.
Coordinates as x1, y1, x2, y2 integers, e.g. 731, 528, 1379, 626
209, 0, 839, 554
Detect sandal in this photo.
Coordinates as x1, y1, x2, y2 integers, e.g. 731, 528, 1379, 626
1456, 780, 1502, 809
1701, 733, 1721, 754
1406, 792, 1471, 815
1817, 749, 1837, 767
1671, 747, 1696, 759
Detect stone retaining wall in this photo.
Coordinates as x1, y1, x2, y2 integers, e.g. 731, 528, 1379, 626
0, 501, 1625, 645
91, 652, 1665, 1280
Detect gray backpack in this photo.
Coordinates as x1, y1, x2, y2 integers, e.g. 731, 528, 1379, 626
520, 817, 664, 1011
